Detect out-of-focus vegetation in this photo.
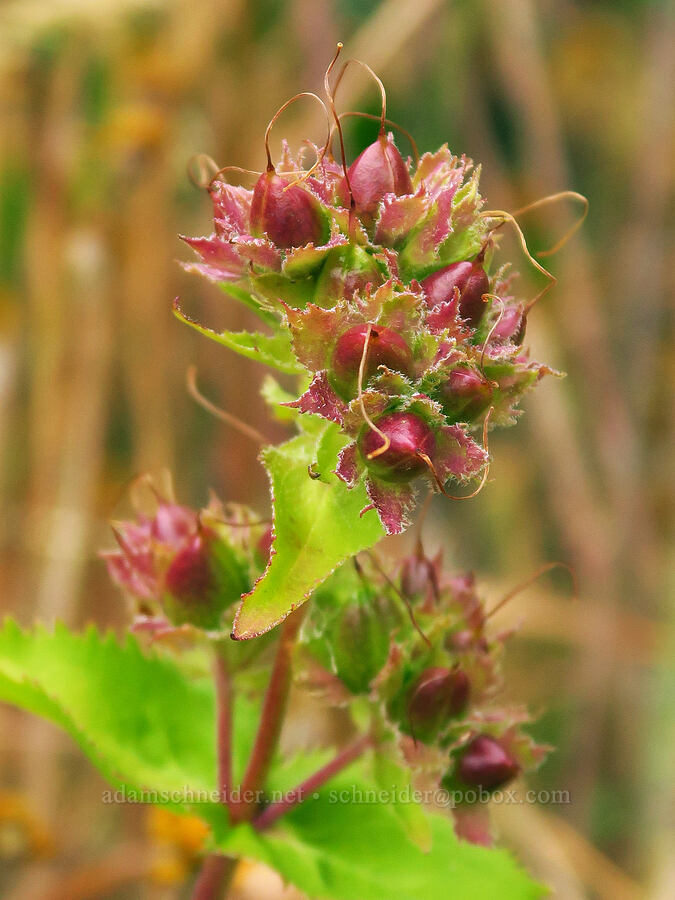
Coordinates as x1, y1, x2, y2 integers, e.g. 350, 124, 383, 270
0, 1, 672, 898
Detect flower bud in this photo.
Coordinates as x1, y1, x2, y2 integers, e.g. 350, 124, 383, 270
421, 259, 489, 328
438, 368, 493, 423
330, 324, 413, 400
314, 245, 382, 306
162, 532, 215, 626
357, 412, 434, 483
407, 666, 470, 741
250, 169, 328, 249
348, 133, 413, 218
162, 529, 249, 630
457, 735, 519, 791
491, 304, 526, 344
104, 502, 249, 631
331, 598, 393, 694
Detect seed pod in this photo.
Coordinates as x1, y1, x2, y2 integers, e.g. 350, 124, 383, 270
357, 412, 434, 483
329, 324, 413, 400
457, 735, 519, 791
407, 666, 470, 741
491, 304, 526, 345
162, 530, 249, 630
421, 259, 489, 328
347, 133, 413, 218
250, 169, 328, 249
331, 597, 394, 694
438, 368, 493, 423
314, 245, 382, 307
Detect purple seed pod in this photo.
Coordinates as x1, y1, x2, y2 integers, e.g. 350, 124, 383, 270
330, 323, 413, 400
408, 666, 470, 740
250, 169, 328, 249
164, 532, 214, 608
438, 368, 494, 423
421, 258, 489, 328
347, 133, 413, 217
491, 304, 527, 345
357, 412, 434, 483
457, 735, 520, 791
104, 499, 251, 631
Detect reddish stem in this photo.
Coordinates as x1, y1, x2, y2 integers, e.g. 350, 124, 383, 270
231, 606, 307, 822
214, 646, 232, 809
191, 854, 236, 900
253, 733, 372, 831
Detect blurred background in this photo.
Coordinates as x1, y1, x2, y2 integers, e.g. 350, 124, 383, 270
0, 0, 672, 898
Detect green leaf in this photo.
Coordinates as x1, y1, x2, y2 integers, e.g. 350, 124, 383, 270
0, 620, 257, 813
0, 619, 216, 794
372, 753, 432, 852
173, 302, 303, 374
0, 622, 544, 899
233, 425, 385, 639
213, 765, 545, 900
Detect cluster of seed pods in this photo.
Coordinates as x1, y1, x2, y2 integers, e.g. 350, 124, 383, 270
181, 47, 554, 533
301, 543, 550, 832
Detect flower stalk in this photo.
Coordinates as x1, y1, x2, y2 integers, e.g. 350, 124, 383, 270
214, 644, 233, 809
190, 853, 237, 900
231, 606, 308, 822
253, 733, 372, 831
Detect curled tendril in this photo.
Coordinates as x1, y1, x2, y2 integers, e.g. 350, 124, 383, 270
186, 364, 268, 446
511, 191, 589, 258
187, 156, 261, 192
263, 90, 331, 187
332, 56, 387, 135
327, 111, 420, 165
485, 561, 579, 620
357, 323, 391, 460
479, 294, 505, 375
481, 190, 588, 310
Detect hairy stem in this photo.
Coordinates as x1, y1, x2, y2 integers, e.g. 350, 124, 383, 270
253, 733, 372, 831
191, 854, 237, 900
214, 643, 233, 809
232, 606, 307, 822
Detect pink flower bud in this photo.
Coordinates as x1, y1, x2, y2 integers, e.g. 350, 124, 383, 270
358, 412, 434, 483
330, 323, 413, 400
164, 532, 213, 606
421, 259, 489, 328
491, 304, 526, 344
438, 368, 493, 423
408, 666, 470, 740
458, 735, 519, 791
347, 133, 413, 218
104, 501, 249, 631
250, 169, 328, 249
